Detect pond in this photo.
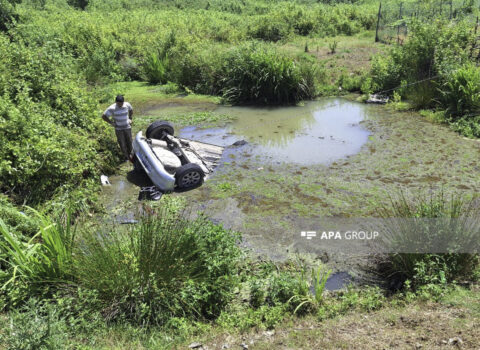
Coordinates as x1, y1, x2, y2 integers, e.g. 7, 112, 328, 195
179, 98, 371, 165
100, 97, 480, 271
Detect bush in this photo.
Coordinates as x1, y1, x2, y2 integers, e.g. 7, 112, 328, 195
74, 205, 242, 326
0, 34, 117, 204
142, 52, 169, 84
0, 195, 39, 238
370, 20, 473, 103
437, 63, 480, 118
249, 16, 292, 42
0, 0, 20, 32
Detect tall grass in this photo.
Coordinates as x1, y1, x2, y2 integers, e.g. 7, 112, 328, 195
219, 44, 316, 105
74, 205, 242, 325
373, 191, 480, 290
0, 208, 76, 305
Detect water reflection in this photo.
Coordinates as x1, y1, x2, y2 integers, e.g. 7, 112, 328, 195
180, 98, 371, 165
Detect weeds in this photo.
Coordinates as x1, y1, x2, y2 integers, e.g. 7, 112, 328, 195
288, 267, 332, 314
328, 40, 338, 54
0, 208, 76, 305
372, 191, 480, 291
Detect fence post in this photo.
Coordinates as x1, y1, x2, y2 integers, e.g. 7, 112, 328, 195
397, 2, 403, 45
375, 2, 382, 43
449, 0, 453, 19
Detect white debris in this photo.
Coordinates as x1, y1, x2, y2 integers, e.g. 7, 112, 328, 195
100, 175, 111, 186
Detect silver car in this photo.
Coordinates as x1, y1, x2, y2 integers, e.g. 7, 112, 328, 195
132, 121, 223, 193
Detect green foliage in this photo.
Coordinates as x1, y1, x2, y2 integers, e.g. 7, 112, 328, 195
0, 208, 76, 306
220, 44, 315, 104
0, 195, 39, 238
288, 267, 332, 314
142, 53, 169, 84
266, 270, 310, 307
0, 298, 70, 350
317, 286, 385, 320
67, 0, 89, 10
371, 20, 473, 100
0, 0, 20, 32
374, 191, 480, 291
438, 63, 480, 118
0, 34, 117, 204
328, 40, 338, 54
74, 205, 242, 326
338, 72, 367, 92
217, 304, 286, 331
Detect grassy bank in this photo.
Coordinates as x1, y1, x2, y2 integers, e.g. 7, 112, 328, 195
1, 193, 479, 349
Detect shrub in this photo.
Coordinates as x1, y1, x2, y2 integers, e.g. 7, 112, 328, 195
0, 298, 69, 350
0, 35, 117, 204
142, 52, 169, 84
0, 0, 20, 32
249, 16, 292, 42
437, 63, 480, 118
0, 195, 39, 238
74, 205, 242, 326
370, 20, 473, 103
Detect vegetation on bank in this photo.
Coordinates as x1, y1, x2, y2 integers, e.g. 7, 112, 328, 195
1, 193, 478, 348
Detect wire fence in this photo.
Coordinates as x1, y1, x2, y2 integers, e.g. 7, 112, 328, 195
375, 0, 480, 45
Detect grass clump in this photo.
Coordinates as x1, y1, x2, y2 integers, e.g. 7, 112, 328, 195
220, 44, 316, 105
74, 205, 242, 326
373, 191, 480, 292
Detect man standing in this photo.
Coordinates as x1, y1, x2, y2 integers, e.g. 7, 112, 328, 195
102, 95, 134, 161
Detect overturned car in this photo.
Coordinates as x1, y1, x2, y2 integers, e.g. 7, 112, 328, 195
132, 121, 224, 193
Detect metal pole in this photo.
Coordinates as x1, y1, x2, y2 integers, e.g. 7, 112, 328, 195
397, 2, 403, 44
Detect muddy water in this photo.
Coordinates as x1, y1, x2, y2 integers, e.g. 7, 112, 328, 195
101, 97, 480, 270
179, 99, 371, 165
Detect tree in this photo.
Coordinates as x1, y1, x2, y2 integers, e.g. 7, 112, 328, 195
0, 0, 21, 32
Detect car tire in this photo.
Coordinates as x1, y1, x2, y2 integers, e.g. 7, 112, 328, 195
146, 120, 174, 140
175, 163, 204, 190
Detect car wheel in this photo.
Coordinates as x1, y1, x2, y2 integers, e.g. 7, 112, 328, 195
175, 163, 204, 190
146, 120, 174, 140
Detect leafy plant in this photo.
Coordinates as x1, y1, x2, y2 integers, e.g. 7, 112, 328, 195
0, 298, 69, 350
288, 267, 332, 314
142, 52, 169, 85
0, 208, 76, 306
437, 63, 480, 118
328, 40, 338, 54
